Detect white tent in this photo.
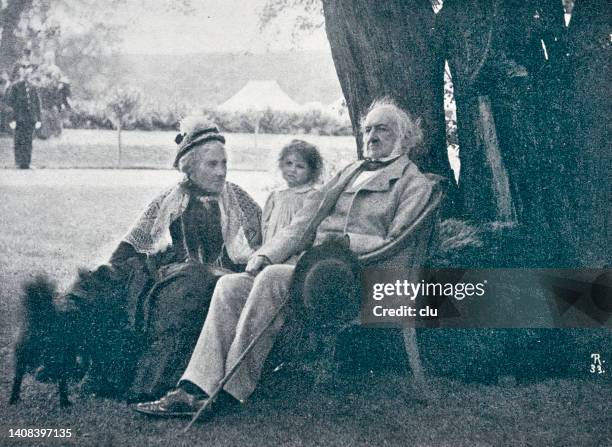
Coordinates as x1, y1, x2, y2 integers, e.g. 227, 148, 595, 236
218, 80, 300, 112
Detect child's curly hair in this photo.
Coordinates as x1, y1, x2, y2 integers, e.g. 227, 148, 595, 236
278, 139, 324, 184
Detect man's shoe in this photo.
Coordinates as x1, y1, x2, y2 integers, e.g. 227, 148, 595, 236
132, 388, 209, 418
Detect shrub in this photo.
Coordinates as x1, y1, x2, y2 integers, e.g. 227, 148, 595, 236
131, 101, 185, 131
65, 100, 353, 136
65, 99, 113, 129
201, 107, 352, 136
105, 88, 142, 131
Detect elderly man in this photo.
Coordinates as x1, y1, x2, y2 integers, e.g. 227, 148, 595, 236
135, 98, 445, 417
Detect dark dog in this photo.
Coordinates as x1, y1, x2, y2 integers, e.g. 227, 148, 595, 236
65, 264, 140, 398
9, 264, 136, 406
10, 275, 78, 407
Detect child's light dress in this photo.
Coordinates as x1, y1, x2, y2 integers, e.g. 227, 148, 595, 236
262, 184, 317, 243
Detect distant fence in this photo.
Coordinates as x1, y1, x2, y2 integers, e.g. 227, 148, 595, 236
64, 100, 353, 136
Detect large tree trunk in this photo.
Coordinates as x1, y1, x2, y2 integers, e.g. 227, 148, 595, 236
322, 0, 453, 181
322, 0, 607, 267
567, 0, 611, 266
524, 0, 579, 266
442, 1, 533, 220
439, 0, 499, 222
0, 0, 33, 72
441, 0, 572, 265
518, 0, 610, 267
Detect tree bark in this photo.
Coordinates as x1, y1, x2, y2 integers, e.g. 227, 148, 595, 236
567, 0, 611, 266
442, 1, 535, 223
322, 0, 453, 181
441, 0, 575, 265
0, 0, 33, 72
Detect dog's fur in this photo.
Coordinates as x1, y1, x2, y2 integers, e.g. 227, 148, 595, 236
10, 275, 78, 407
10, 265, 137, 407
66, 265, 140, 398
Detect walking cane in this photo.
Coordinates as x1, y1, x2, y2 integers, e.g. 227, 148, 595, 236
184, 292, 290, 433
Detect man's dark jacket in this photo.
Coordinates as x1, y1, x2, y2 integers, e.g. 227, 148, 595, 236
7, 80, 41, 124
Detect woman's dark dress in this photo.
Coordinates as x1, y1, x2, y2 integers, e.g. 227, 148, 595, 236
72, 185, 246, 401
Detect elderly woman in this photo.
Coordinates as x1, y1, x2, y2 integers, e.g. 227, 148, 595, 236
68, 116, 262, 401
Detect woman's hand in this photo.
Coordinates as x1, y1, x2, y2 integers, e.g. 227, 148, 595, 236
245, 255, 272, 277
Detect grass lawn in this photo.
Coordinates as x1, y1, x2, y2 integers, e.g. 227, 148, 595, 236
0, 160, 610, 445
0, 129, 357, 173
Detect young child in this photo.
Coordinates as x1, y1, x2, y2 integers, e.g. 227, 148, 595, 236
262, 139, 323, 243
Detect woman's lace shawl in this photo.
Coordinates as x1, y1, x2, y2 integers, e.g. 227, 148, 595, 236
124, 181, 262, 264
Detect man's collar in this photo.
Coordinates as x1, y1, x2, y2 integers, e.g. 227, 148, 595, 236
351, 155, 413, 192
361, 154, 403, 171
373, 153, 403, 163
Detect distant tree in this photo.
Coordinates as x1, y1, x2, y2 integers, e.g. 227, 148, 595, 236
1, 0, 195, 93
0, 0, 34, 72
0, 0, 121, 79
105, 87, 140, 167
260, 0, 324, 45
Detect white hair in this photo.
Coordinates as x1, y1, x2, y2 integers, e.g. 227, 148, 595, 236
360, 97, 423, 153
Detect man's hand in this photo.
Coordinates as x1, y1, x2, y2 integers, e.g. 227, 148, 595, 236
9, 121, 16, 130
34, 121, 41, 129
245, 255, 272, 277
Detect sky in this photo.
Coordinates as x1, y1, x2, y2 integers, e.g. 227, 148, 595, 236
118, 0, 331, 54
